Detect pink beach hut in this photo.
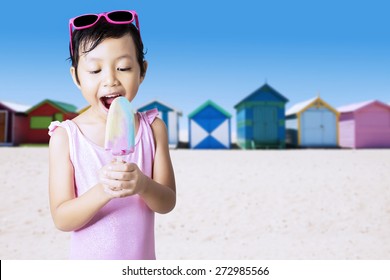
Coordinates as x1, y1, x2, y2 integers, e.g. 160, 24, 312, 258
338, 100, 390, 148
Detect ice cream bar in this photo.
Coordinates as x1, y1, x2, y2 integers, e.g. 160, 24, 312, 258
104, 96, 135, 159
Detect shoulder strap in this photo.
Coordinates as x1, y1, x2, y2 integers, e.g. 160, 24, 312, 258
47, 120, 76, 160
48, 121, 62, 136
143, 108, 159, 125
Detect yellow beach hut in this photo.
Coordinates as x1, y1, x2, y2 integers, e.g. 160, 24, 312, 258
286, 96, 339, 147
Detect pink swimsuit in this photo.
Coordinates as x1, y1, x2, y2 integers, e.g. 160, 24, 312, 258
48, 109, 158, 260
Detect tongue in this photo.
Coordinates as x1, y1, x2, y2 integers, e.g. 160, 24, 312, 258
106, 96, 117, 106
102, 96, 120, 110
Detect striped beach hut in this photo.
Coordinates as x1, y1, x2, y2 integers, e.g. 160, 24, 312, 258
234, 83, 289, 149
338, 100, 390, 148
188, 100, 231, 149
286, 96, 339, 147
24, 99, 78, 144
0, 101, 31, 146
137, 100, 182, 148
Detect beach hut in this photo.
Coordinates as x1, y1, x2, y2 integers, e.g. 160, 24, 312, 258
188, 100, 231, 149
24, 99, 78, 144
285, 96, 339, 147
0, 101, 31, 146
338, 100, 390, 148
137, 100, 182, 148
234, 83, 289, 149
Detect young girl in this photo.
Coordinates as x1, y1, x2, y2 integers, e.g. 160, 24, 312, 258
48, 10, 176, 259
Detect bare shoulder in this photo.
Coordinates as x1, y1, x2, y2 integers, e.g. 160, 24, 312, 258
150, 118, 168, 147
49, 126, 69, 154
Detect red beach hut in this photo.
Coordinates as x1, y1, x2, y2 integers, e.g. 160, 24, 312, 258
24, 99, 78, 144
338, 100, 390, 148
0, 101, 31, 146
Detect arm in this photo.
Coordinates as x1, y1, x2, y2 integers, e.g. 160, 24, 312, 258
140, 118, 176, 214
48, 127, 112, 232
101, 118, 176, 214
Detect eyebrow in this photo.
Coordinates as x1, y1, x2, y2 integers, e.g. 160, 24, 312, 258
84, 54, 134, 62
116, 55, 134, 61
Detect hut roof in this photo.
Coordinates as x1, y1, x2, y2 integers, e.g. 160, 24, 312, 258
337, 100, 390, 113
286, 96, 338, 116
234, 83, 289, 108
27, 99, 78, 114
0, 101, 31, 112
286, 97, 317, 116
188, 100, 231, 119
137, 99, 183, 116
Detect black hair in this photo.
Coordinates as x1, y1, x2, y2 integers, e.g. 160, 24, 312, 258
69, 18, 146, 84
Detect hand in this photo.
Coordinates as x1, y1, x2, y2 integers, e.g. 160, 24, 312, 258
99, 161, 148, 198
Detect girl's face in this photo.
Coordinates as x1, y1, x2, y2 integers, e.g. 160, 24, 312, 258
71, 34, 146, 120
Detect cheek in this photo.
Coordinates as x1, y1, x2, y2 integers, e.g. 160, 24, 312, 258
78, 81, 100, 104
78, 74, 97, 89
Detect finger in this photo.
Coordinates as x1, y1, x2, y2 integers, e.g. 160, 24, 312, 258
100, 178, 130, 191
104, 186, 133, 198
103, 185, 117, 196
104, 170, 131, 181
116, 189, 134, 197
107, 162, 135, 172
107, 186, 135, 197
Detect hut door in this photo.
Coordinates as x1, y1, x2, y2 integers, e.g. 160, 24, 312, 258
0, 111, 7, 142
302, 110, 336, 146
321, 111, 337, 146
168, 111, 177, 146
253, 106, 277, 143
302, 111, 322, 145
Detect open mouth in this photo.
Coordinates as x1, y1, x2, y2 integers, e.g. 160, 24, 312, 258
100, 94, 121, 110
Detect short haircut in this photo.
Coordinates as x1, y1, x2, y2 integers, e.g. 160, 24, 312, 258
70, 18, 146, 83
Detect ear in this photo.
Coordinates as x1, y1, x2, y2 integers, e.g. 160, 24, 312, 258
140, 60, 148, 84
70, 67, 81, 89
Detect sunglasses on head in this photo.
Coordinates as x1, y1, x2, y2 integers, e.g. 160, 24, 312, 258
69, 10, 141, 56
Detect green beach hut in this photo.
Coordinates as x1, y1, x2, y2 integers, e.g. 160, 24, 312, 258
234, 83, 289, 149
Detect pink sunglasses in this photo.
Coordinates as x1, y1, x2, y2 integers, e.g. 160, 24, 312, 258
69, 10, 141, 56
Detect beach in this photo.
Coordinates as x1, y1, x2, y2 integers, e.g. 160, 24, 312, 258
0, 147, 389, 259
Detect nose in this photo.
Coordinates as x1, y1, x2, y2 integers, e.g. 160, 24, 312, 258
103, 68, 119, 87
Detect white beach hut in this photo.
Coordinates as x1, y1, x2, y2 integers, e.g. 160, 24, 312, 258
188, 100, 232, 149
137, 100, 182, 148
286, 97, 339, 147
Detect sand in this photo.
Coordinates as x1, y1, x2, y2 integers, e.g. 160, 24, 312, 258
0, 147, 389, 259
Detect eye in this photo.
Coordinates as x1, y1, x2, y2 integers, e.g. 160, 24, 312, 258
89, 69, 101, 74
117, 67, 131, 71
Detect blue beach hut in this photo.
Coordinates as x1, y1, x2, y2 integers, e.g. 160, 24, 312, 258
188, 100, 232, 149
285, 96, 339, 147
234, 83, 289, 149
137, 100, 182, 148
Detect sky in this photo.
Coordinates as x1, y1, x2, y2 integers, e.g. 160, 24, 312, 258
1, 0, 389, 138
